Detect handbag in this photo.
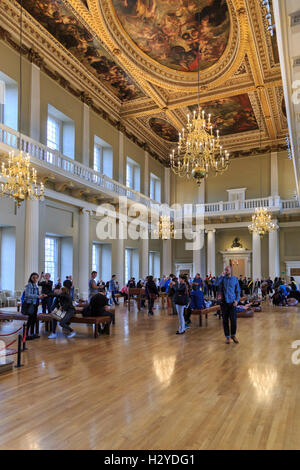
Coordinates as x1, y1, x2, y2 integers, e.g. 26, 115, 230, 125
50, 308, 67, 321
22, 302, 34, 316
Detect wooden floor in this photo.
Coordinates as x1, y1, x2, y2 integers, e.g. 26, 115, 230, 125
0, 301, 299, 450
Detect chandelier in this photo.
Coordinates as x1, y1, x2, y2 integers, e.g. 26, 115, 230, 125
0, 0, 44, 208
170, 109, 230, 185
248, 207, 277, 237
153, 216, 175, 240
0, 151, 44, 207
169, 0, 230, 185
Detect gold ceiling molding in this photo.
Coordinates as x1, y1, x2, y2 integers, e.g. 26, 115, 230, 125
84, 0, 248, 92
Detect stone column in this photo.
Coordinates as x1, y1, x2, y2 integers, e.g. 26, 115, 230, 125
164, 167, 171, 205
30, 63, 40, 141
24, 199, 39, 283
119, 131, 124, 184
207, 229, 216, 276
252, 232, 262, 281
269, 226, 280, 279
144, 150, 149, 197
163, 168, 172, 275
78, 208, 90, 299
270, 152, 279, 197
112, 219, 125, 285
194, 181, 206, 277
141, 237, 149, 278
163, 240, 172, 276
82, 103, 90, 167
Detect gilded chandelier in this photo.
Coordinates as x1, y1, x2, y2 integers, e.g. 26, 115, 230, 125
154, 216, 175, 240
0, 151, 44, 207
248, 207, 277, 237
170, 108, 230, 185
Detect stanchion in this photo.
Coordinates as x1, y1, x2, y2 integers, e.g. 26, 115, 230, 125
22, 323, 27, 351
14, 335, 24, 368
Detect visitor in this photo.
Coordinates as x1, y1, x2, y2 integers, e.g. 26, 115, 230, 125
108, 275, 119, 306
218, 265, 240, 344
145, 275, 158, 316
168, 278, 178, 316
38, 272, 53, 313
174, 274, 189, 335
47, 287, 76, 338
88, 291, 114, 330
23, 272, 46, 340
88, 271, 101, 301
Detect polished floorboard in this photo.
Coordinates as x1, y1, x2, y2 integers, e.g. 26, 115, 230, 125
0, 301, 299, 450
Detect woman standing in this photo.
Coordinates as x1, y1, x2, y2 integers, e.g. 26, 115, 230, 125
145, 275, 158, 316
174, 275, 189, 335
23, 272, 45, 340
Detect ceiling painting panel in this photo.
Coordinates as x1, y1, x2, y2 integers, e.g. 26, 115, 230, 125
112, 0, 231, 72
18, 0, 144, 101
188, 94, 259, 136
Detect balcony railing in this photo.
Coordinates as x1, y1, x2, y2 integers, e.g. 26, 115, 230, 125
0, 123, 156, 208
0, 123, 299, 217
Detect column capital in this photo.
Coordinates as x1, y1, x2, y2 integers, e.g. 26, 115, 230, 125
79, 207, 92, 216
205, 229, 216, 234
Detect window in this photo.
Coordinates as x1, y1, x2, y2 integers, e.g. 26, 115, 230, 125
92, 243, 112, 282
0, 71, 18, 131
126, 157, 140, 191
47, 105, 75, 159
226, 188, 247, 202
47, 116, 60, 150
45, 237, 58, 282
92, 244, 100, 274
93, 136, 113, 178
0, 227, 16, 292
150, 173, 161, 202
149, 252, 160, 279
125, 248, 139, 282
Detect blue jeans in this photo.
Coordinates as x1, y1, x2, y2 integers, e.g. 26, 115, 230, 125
176, 304, 186, 333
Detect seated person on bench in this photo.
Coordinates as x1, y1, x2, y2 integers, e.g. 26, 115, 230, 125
47, 287, 76, 339
86, 292, 114, 323
185, 284, 206, 326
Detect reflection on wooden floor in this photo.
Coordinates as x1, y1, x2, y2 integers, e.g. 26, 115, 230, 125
0, 302, 300, 450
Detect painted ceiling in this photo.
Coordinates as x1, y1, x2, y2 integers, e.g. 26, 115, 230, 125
1, 0, 287, 163
112, 0, 230, 72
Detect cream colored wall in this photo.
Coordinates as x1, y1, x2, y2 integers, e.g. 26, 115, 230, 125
40, 72, 83, 162
279, 227, 300, 277
149, 156, 164, 202
278, 152, 296, 200
0, 42, 31, 135
0, 197, 26, 291
39, 199, 79, 287
89, 110, 119, 181
205, 154, 271, 202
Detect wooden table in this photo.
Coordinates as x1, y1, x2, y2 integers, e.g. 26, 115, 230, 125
128, 288, 146, 312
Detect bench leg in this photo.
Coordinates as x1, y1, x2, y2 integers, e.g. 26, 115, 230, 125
105, 323, 110, 335
199, 314, 202, 327
94, 324, 98, 338
36, 320, 40, 335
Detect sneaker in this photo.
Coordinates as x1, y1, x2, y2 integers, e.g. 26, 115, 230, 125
48, 333, 57, 339
231, 336, 239, 344
67, 331, 76, 338
32, 334, 40, 339
176, 330, 185, 335
185, 324, 191, 329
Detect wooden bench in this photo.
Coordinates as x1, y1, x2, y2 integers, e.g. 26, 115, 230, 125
0, 311, 112, 338
128, 288, 146, 311
190, 305, 221, 327
160, 292, 168, 309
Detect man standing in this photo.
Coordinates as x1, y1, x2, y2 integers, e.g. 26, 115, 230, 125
109, 275, 119, 306
218, 265, 240, 344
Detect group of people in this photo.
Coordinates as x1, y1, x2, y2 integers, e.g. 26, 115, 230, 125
21, 267, 300, 344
